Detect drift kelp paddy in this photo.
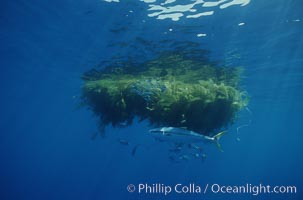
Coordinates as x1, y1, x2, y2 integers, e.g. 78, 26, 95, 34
81, 50, 249, 144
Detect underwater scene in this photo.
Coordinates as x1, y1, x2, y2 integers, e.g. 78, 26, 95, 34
1, 0, 303, 199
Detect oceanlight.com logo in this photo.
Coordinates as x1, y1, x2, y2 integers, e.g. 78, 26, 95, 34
210, 184, 297, 196
126, 183, 297, 196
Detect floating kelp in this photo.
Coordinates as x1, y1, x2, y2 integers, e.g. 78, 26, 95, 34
81, 52, 248, 136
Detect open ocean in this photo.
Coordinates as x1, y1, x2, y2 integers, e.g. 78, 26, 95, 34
1, 0, 302, 199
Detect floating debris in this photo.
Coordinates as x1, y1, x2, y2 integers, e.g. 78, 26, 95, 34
236, 120, 252, 134
81, 50, 248, 137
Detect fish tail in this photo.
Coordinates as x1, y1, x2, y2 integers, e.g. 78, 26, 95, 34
213, 130, 227, 140
213, 131, 227, 152
215, 140, 224, 152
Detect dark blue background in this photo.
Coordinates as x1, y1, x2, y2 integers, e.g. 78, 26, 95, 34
1, 0, 302, 199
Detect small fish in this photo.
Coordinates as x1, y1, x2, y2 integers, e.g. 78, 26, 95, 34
146, 106, 154, 111
118, 121, 128, 127
169, 146, 182, 153
98, 125, 106, 138
169, 155, 176, 161
188, 144, 203, 152
84, 10, 94, 15
169, 155, 181, 163
110, 26, 128, 33
118, 139, 129, 145
90, 132, 98, 141
201, 154, 207, 162
180, 119, 186, 124
179, 155, 190, 160
192, 153, 200, 158
131, 145, 140, 156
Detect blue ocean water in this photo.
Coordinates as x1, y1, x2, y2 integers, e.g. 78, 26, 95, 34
1, 0, 302, 200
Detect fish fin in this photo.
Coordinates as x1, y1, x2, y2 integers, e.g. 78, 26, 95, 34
213, 131, 227, 152
213, 130, 227, 141
215, 141, 224, 152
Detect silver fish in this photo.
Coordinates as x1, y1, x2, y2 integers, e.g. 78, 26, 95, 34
149, 127, 226, 151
